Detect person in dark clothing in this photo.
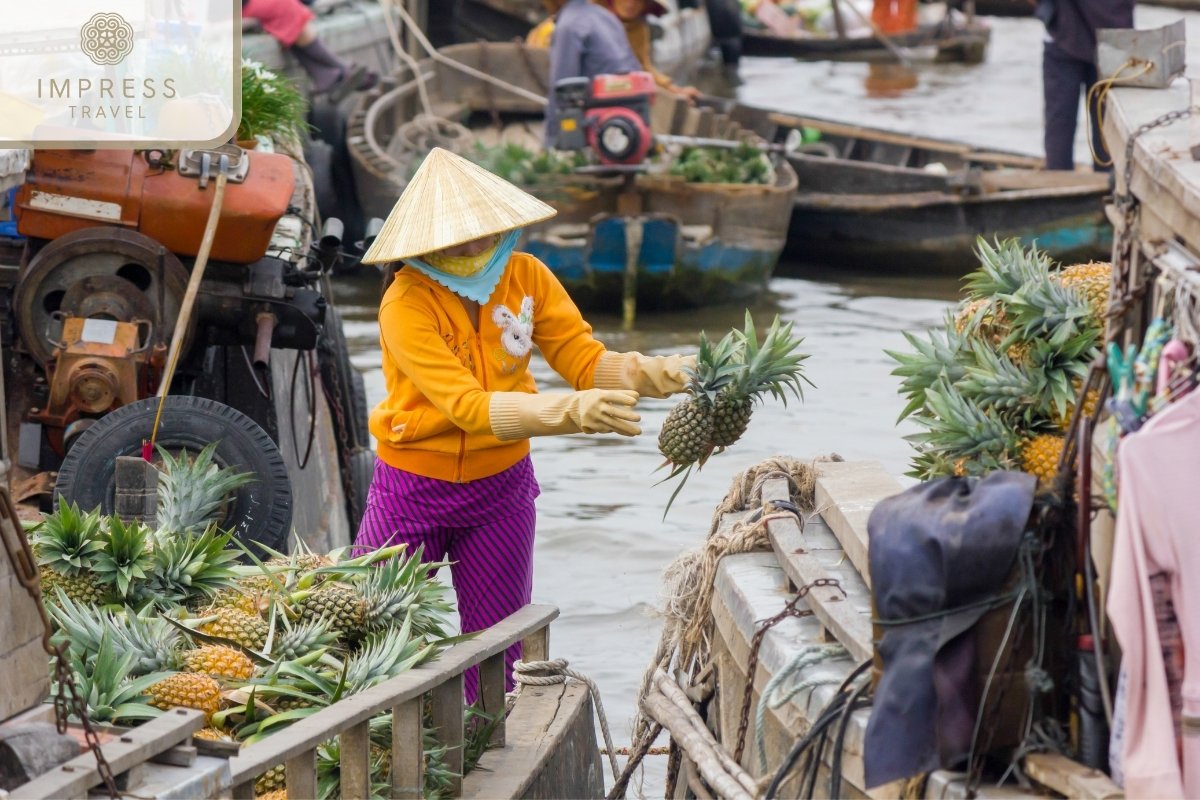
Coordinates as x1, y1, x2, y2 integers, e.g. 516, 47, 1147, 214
543, 0, 642, 147
1038, 0, 1135, 170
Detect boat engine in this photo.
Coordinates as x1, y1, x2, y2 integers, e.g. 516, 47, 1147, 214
553, 72, 656, 165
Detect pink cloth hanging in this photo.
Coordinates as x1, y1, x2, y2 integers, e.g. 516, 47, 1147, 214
1108, 387, 1200, 798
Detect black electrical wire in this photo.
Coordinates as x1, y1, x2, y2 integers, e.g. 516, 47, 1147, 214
765, 659, 873, 799
828, 677, 874, 799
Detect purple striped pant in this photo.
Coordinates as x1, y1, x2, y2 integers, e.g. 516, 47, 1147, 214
354, 456, 539, 704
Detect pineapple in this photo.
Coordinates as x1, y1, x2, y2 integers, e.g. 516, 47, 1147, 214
192, 726, 232, 743
52, 595, 188, 673
360, 547, 452, 640
255, 766, 286, 796
183, 645, 256, 680
92, 516, 154, 601
1054, 262, 1111, 319
299, 582, 366, 639
59, 632, 167, 725
148, 672, 222, 722
1020, 433, 1064, 484
272, 618, 340, 661
210, 587, 269, 618
710, 312, 810, 449
256, 788, 287, 800
887, 314, 975, 422
907, 380, 1022, 480
146, 525, 241, 607
657, 330, 741, 469
1002, 273, 1096, 349
199, 607, 270, 652
1048, 380, 1101, 432
964, 238, 1051, 303
156, 442, 255, 534
32, 502, 105, 606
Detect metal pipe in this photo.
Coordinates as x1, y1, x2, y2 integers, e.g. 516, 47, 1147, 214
253, 313, 277, 368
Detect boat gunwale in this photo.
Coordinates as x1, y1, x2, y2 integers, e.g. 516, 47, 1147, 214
793, 183, 1110, 212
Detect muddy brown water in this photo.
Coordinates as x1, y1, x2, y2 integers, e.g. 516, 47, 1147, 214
332, 5, 1199, 791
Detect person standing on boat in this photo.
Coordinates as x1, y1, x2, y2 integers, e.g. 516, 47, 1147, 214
1037, 0, 1133, 170
356, 147, 694, 702
542, 0, 643, 147
598, 0, 703, 100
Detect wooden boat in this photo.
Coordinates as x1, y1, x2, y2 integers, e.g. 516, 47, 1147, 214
742, 18, 991, 63
729, 106, 1112, 272
347, 43, 798, 312
675, 462, 1125, 799
968, 0, 1036, 16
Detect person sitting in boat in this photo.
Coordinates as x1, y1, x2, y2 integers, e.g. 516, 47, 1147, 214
541, 0, 643, 146
598, 0, 703, 100
357, 147, 694, 702
241, 0, 378, 98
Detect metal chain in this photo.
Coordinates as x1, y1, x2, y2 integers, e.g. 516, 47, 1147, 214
0, 490, 120, 798
732, 577, 846, 763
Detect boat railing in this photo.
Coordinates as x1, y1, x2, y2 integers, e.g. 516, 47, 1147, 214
228, 603, 559, 799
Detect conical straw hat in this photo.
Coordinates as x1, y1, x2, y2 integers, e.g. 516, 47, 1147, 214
362, 147, 557, 264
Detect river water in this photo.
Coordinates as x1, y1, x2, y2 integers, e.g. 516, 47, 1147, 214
333, 4, 1197, 792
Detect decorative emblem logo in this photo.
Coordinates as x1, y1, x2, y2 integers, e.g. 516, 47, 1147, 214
80, 12, 135, 66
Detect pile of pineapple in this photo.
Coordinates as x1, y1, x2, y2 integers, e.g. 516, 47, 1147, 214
658, 312, 812, 509
889, 239, 1110, 485
31, 443, 464, 799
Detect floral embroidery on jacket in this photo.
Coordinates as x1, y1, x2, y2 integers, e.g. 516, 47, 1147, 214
492, 296, 534, 359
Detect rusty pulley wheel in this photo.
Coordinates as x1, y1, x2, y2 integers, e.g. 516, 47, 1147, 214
15, 228, 192, 366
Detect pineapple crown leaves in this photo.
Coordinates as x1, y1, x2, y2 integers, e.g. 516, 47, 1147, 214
344, 615, 436, 694
55, 631, 170, 725
956, 340, 1048, 422
728, 311, 813, 405
684, 329, 743, 403
92, 516, 154, 600
156, 442, 256, 535
1025, 336, 1099, 419
360, 546, 453, 639
271, 617, 340, 661
1000, 273, 1098, 351
886, 313, 975, 422
907, 379, 1022, 465
51, 591, 188, 674
964, 238, 1051, 302
146, 524, 242, 606
32, 502, 104, 575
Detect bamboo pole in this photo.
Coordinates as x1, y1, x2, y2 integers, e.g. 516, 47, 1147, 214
640, 693, 753, 800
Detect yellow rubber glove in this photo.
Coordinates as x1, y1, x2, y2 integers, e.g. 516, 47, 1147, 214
489, 390, 641, 441
593, 352, 696, 399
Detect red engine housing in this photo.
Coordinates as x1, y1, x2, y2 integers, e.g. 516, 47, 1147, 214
584, 72, 655, 165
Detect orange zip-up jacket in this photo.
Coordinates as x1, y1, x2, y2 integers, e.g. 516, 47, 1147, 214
370, 252, 623, 483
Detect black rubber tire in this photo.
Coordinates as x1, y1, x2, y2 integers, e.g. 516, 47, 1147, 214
55, 396, 292, 555
319, 306, 369, 449
348, 447, 375, 532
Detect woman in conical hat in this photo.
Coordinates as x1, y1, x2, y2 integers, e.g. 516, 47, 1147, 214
358, 148, 693, 701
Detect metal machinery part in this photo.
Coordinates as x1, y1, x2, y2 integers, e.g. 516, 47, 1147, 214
15, 228, 191, 367
30, 318, 147, 455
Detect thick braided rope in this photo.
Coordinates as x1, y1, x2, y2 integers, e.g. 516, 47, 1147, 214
507, 658, 620, 781
754, 644, 847, 772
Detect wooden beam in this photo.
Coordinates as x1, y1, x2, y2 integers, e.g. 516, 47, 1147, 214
478, 652, 507, 747
392, 696, 424, 800
228, 604, 558, 786
432, 674, 465, 796
762, 478, 873, 663
813, 461, 903, 589
1023, 753, 1124, 799
522, 624, 549, 663
286, 747, 317, 800
10, 709, 205, 800
341, 720, 372, 800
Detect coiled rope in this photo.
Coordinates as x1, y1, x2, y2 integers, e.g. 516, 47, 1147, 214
507, 658, 621, 782
753, 644, 847, 773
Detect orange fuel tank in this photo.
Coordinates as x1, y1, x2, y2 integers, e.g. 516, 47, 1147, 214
15, 148, 296, 264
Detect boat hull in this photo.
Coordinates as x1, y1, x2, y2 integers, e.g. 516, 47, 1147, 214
741, 21, 990, 63
783, 189, 1111, 272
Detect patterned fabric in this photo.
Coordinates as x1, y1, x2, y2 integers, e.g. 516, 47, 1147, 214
355, 456, 540, 703
402, 229, 521, 304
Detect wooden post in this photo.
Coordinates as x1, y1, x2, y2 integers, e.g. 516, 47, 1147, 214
1190, 79, 1200, 161
830, 0, 847, 39
431, 675, 464, 796
341, 721, 372, 800
404, 0, 426, 59
231, 779, 256, 800
522, 624, 549, 663
392, 695, 424, 799
621, 216, 643, 332
478, 652, 507, 747
286, 748, 317, 800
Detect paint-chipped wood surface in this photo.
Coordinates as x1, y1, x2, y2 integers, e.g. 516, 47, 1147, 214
462, 682, 604, 800
813, 460, 904, 588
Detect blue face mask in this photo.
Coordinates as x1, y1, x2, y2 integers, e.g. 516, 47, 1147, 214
402, 229, 522, 304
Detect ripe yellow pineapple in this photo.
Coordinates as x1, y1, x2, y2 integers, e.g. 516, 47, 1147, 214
39, 564, 105, 606
1055, 262, 1111, 319
210, 587, 268, 618
954, 298, 1011, 345
149, 673, 222, 722
183, 645, 256, 680
1048, 381, 1101, 432
299, 582, 365, 637
255, 765, 286, 796
192, 727, 232, 743
256, 789, 287, 800
1020, 434, 1064, 484
199, 607, 270, 651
